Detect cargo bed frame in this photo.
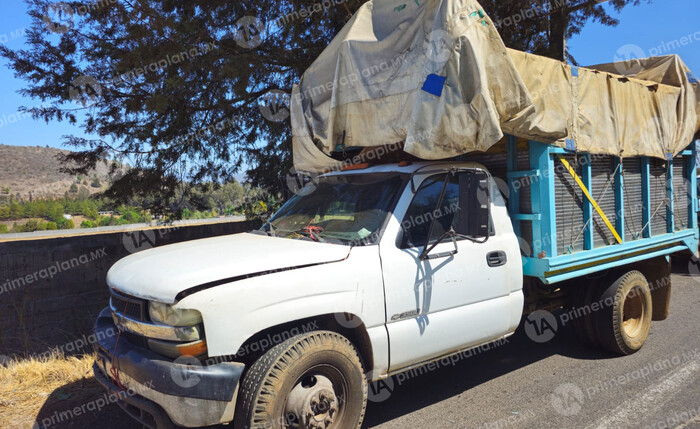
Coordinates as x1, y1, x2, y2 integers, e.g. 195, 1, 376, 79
465, 135, 699, 284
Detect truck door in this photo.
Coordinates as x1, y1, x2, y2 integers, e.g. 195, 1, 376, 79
379, 169, 523, 372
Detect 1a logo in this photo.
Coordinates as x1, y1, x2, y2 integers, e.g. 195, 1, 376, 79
551, 383, 584, 416
123, 230, 157, 253
366, 370, 394, 403
524, 310, 558, 343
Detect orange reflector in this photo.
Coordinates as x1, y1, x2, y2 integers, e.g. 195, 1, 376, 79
341, 163, 370, 171
398, 161, 412, 167
177, 340, 207, 356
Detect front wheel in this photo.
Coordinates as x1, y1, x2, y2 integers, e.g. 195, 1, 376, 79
234, 331, 368, 429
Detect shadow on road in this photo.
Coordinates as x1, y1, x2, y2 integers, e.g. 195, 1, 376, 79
34, 377, 135, 429
363, 321, 611, 428
671, 253, 699, 276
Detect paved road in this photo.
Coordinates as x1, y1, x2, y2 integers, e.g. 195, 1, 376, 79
364, 264, 700, 429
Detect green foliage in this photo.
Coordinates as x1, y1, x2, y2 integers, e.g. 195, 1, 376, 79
91, 177, 102, 188
69, 183, 78, 194
0, 224, 8, 233
0, 177, 273, 233
245, 201, 269, 222
0, 195, 104, 222
59, 219, 75, 230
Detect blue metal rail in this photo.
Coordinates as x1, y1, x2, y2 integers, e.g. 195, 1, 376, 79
504, 136, 700, 284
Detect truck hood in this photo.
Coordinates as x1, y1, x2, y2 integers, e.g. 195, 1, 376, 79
107, 232, 351, 303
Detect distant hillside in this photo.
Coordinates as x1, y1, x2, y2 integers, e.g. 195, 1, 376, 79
0, 144, 124, 199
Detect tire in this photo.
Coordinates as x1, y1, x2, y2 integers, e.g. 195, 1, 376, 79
233, 331, 368, 429
571, 282, 599, 347
595, 270, 653, 355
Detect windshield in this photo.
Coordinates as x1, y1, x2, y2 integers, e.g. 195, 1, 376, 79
262, 173, 407, 246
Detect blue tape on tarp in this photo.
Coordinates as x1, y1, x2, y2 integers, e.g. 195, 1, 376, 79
571, 66, 579, 77
565, 139, 576, 152
422, 74, 447, 97
688, 72, 699, 84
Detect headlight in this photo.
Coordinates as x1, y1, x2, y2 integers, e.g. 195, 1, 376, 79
149, 302, 202, 326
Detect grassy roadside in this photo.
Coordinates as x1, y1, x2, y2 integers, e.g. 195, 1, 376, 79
0, 352, 132, 429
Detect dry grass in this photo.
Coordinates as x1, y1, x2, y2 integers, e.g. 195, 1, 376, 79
0, 351, 131, 429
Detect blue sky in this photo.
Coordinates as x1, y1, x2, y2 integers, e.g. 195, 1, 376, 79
0, 0, 698, 150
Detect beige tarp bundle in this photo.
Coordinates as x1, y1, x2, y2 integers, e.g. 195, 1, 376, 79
291, 0, 700, 173
291, 0, 532, 172
504, 51, 700, 158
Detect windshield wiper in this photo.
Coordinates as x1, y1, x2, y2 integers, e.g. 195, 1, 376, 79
260, 222, 277, 237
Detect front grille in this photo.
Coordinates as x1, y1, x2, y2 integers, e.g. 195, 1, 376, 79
110, 290, 146, 321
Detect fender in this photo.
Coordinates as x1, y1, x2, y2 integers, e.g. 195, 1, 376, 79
176, 245, 388, 366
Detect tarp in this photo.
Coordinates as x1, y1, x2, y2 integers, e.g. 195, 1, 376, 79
503, 50, 698, 158
291, 0, 700, 173
291, 0, 532, 172
587, 55, 700, 143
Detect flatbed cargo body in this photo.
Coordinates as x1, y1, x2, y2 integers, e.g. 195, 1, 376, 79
463, 135, 700, 284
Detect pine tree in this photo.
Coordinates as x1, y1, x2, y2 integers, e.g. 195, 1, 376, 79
1, 0, 648, 215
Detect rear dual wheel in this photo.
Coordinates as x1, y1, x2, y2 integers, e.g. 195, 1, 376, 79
572, 270, 653, 355
596, 271, 653, 355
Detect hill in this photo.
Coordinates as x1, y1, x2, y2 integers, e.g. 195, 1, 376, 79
0, 144, 123, 200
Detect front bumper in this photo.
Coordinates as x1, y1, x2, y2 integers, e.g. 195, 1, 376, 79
93, 308, 245, 428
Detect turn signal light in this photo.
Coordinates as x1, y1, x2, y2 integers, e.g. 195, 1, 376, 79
177, 340, 208, 357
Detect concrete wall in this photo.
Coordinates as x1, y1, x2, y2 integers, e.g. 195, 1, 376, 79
0, 220, 259, 356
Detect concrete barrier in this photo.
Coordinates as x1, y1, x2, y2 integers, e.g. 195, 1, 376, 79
0, 219, 260, 356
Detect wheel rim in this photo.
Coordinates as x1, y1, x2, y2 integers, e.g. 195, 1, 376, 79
622, 286, 646, 338
283, 365, 348, 429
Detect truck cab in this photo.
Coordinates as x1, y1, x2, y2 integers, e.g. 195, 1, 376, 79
93, 162, 524, 428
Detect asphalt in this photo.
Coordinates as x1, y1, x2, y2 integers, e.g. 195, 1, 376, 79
364, 260, 700, 429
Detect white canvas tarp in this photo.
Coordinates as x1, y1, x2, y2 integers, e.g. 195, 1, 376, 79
291, 0, 700, 173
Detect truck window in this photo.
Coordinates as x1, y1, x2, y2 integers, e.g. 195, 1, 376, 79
264, 173, 407, 245
400, 171, 490, 248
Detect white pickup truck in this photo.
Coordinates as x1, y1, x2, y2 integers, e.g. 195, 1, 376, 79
93, 157, 691, 429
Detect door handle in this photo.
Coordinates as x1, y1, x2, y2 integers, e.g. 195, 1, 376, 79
486, 251, 507, 267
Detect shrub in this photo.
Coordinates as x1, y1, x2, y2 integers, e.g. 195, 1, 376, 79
0, 224, 8, 233
45, 222, 58, 230
80, 220, 95, 228
245, 201, 268, 221
56, 218, 75, 230
121, 210, 139, 223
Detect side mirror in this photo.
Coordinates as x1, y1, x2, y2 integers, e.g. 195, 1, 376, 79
457, 170, 491, 239
470, 171, 491, 238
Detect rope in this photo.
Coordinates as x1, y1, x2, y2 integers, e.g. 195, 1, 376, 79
635, 161, 671, 239
563, 154, 581, 254
622, 160, 640, 239
570, 161, 621, 246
